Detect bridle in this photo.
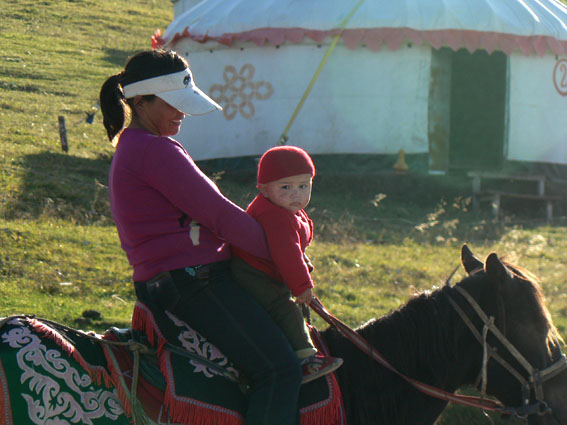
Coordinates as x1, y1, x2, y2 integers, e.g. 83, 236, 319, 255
447, 285, 567, 420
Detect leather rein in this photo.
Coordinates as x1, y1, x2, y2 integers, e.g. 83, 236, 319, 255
310, 286, 567, 420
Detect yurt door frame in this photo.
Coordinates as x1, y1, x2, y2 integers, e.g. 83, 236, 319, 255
428, 48, 508, 173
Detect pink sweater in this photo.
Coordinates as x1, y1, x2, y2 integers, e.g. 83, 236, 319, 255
109, 128, 269, 282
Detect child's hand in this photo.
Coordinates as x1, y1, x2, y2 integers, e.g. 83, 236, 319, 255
296, 288, 313, 305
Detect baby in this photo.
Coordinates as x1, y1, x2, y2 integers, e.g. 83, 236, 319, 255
231, 145, 342, 384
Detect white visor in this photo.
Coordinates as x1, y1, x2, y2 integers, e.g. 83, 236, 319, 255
122, 69, 222, 116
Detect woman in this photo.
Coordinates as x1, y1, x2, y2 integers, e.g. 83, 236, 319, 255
99, 49, 301, 425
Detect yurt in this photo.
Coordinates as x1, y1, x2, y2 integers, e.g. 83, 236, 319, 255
155, 0, 567, 175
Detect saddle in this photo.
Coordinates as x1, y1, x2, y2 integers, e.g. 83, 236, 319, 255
100, 300, 346, 425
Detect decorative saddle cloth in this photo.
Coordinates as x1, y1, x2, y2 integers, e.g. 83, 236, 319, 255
118, 300, 346, 425
0, 307, 345, 425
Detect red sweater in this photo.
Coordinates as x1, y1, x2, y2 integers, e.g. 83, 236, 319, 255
233, 194, 314, 296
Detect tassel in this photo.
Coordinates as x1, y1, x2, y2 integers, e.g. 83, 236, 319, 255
0, 360, 14, 424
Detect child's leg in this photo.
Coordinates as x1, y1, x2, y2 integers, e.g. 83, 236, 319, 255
231, 258, 342, 384
231, 258, 316, 355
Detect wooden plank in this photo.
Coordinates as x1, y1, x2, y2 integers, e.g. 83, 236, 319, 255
473, 190, 559, 220
482, 190, 560, 201
467, 171, 546, 183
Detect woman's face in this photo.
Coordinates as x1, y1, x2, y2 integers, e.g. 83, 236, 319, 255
134, 96, 186, 137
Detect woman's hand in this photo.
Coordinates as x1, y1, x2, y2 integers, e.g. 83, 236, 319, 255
295, 288, 313, 305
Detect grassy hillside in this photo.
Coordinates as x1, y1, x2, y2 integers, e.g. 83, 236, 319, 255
1, 0, 172, 219
1, 2, 566, 424
1, 0, 174, 327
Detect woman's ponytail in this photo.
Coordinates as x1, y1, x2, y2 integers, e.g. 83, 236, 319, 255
99, 73, 129, 144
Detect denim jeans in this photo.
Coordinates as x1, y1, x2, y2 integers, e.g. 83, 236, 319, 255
135, 263, 302, 425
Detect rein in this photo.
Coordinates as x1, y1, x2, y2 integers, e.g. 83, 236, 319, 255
310, 290, 566, 419
309, 297, 507, 413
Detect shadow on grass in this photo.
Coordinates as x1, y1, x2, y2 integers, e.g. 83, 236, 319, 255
4, 152, 112, 223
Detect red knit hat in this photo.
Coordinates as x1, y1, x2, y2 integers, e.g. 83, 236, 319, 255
257, 146, 316, 184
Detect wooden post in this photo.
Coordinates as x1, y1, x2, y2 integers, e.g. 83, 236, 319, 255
58, 115, 68, 152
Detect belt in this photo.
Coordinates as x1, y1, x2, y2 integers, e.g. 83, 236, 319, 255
173, 260, 230, 281
139, 261, 229, 288
182, 264, 211, 280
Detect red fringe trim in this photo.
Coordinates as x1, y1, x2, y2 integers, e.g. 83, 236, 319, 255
131, 303, 344, 425
101, 342, 133, 420
303, 325, 346, 425
133, 303, 244, 425
160, 350, 245, 425
0, 359, 13, 425
131, 302, 167, 355
27, 318, 112, 388
300, 373, 343, 425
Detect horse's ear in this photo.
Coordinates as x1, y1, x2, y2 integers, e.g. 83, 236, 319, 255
485, 253, 513, 284
461, 244, 483, 275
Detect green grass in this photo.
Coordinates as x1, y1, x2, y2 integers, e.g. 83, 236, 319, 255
1, 2, 567, 424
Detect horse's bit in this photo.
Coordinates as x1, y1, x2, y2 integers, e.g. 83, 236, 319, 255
448, 285, 567, 419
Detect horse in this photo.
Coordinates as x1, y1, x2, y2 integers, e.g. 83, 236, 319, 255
321, 244, 567, 424
1, 245, 566, 425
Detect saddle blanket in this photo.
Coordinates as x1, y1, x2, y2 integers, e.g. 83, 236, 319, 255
0, 310, 345, 425
125, 300, 346, 425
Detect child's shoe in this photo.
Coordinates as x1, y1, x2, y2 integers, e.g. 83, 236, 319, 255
301, 355, 343, 384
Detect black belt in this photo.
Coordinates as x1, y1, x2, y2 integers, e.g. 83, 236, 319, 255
178, 260, 229, 280
141, 260, 229, 285
180, 264, 211, 280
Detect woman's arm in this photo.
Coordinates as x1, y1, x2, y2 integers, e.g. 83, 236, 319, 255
144, 139, 270, 259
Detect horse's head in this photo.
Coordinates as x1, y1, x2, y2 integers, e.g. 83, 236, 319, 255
457, 245, 567, 425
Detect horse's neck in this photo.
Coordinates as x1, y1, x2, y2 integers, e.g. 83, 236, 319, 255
365, 287, 481, 387
321, 287, 482, 425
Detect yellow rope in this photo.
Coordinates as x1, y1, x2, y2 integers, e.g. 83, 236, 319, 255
277, 0, 366, 145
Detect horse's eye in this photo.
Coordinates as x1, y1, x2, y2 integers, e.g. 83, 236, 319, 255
183, 75, 191, 86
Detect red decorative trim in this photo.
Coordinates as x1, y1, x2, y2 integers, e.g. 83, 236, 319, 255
101, 342, 133, 419
158, 26, 567, 56
300, 374, 343, 425
305, 325, 346, 425
0, 359, 13, 425
131, 302, 345, 425
26, 318, 112, 388
161, 350, 244, 425
131, 301, 167, 355
133, 303, 244, 425
152, 29, 165, 49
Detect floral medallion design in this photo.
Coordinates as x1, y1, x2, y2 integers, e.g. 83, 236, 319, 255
210, 64, 274, 120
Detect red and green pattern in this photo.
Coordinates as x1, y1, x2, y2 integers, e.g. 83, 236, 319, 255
0, 313, 345, 425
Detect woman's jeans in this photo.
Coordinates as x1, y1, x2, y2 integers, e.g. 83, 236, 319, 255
135, 262, 302, 425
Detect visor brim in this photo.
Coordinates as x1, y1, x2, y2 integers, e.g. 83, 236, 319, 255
157, 85, 222, 116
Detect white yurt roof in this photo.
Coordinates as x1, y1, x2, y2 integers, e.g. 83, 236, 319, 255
158, 0, 567, 56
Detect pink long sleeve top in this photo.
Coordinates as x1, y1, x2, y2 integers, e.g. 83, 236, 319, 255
109, 128, 269, 282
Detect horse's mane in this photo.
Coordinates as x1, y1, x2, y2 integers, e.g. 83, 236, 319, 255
324, 284, 469, 425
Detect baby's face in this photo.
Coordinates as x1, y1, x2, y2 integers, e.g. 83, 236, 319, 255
259, 173, 313, 213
